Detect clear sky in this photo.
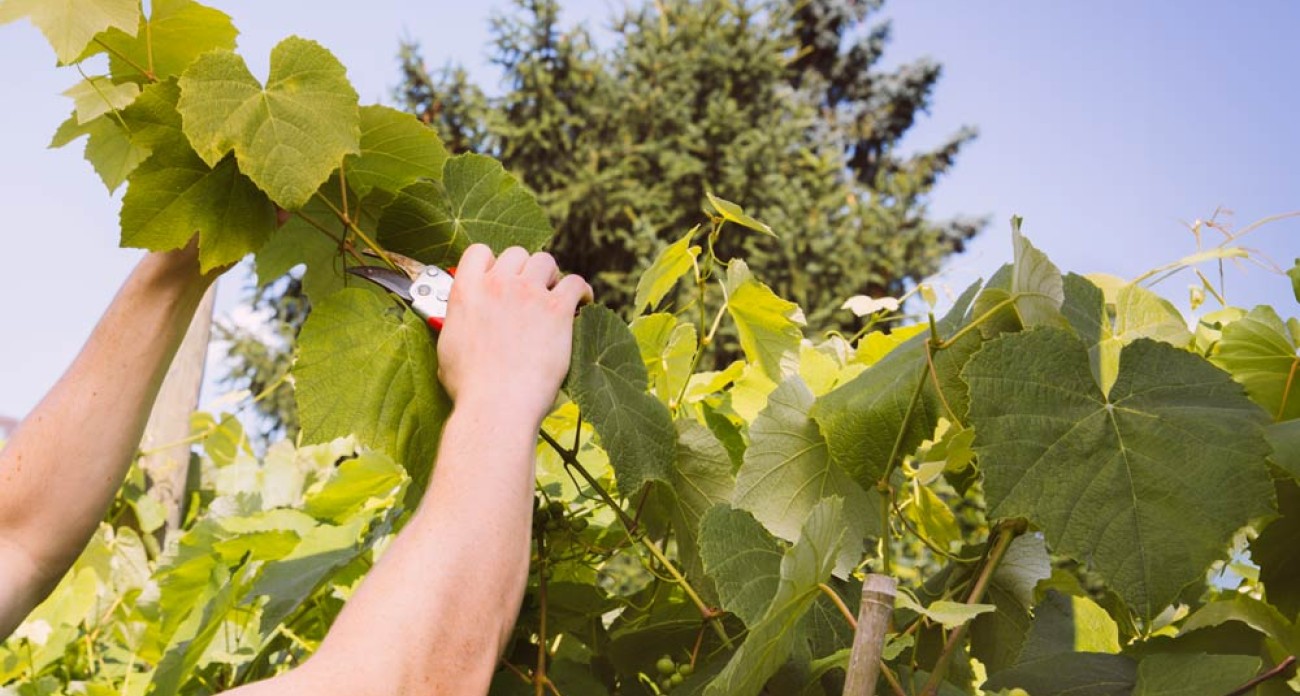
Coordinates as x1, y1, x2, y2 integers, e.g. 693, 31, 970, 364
1, 1, 1296, 419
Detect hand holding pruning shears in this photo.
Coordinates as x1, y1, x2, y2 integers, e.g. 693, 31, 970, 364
350, 244, 594, 423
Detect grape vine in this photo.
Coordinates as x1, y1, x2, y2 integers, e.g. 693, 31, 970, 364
3, 2, 1300, 695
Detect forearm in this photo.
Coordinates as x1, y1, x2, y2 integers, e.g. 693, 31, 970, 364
0, 249, 213, 628
294, 401, 539, 695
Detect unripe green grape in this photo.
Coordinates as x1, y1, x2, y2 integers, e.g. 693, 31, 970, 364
656, 656, 676, 676
670, 673, 684, 686
570, 517, 589, 532
677, 663, 694, 676
660, 677, 674, 692
547, 501, 566, 518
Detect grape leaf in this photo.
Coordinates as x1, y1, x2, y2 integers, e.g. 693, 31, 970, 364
1132, 653, 1260, 695
50, 113, 150, 192
1179, 595, 1300, 654
973, 219, 1069, 337
698, 504, 782, 627
566, 305, 676, 498
1210, 305, 1300, 421
704, 498, 845, 696
62, 76, 138, 124
630, 313, 696, 406
0, 0, 139, 64
985, 653, 1136, 696
378, 154, 553, 266
177, 36, 360, 209
345, 105, 448, 197
1288, 258, 1300, 303
121, 143, 277, 272
91, 0, 238, 82
706, 192, 775, 236
733, 377, 876, 577
725, 259, 804, 382
964, 329, 1275, 619
664, 420, 735, 601
302, 451, 406, 524
294, 289, 451, 499
634, 227, 699, 312
984, 590, 1132, 695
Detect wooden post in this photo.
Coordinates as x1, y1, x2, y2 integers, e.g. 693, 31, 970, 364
843, 574, 897, 696
138, 284, 217, 536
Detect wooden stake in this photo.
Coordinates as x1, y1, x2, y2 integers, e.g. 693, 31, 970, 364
843, 574, 897, 696
139, 284, 217, 537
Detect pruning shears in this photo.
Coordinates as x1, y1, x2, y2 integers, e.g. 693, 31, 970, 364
347, 252, 456, 331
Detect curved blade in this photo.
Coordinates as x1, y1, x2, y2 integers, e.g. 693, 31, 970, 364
346, 266, 415, 302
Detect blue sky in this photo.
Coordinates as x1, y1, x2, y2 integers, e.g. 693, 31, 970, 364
1, 1, 1296, 419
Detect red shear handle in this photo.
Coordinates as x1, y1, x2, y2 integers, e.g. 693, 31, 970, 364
425, 266, 455, 331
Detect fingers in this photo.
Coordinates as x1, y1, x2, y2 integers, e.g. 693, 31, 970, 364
521, 252, 560, 287
457, 244, 495, 277
551, 274, 595, 311
492, 247, 530, 276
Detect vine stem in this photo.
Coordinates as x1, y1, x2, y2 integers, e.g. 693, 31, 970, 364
312, 192, 399, 271
1223, 655, 1297, 696
918, 522, 1023, 696
877, 360, 930, 575
537, 429, 733, 648
535, 532, 549, 696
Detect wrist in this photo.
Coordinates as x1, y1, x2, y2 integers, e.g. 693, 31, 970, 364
449, 388, 553, 434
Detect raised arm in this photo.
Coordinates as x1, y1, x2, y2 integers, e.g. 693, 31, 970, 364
229, 244, 592, 696
0, 243, 219, 637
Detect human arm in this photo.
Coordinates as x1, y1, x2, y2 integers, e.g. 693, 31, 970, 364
227, 244, 592, 696
0, 244, 220, 637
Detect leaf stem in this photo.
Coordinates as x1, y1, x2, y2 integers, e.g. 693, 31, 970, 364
877, 361, 931, 574
537, 429, 733, 648
93, 38, 156, 82
818, 583, 856, 629
1224, 655, 1297, 696
313, 192, 399, 271
918, 522, 1023, 696
535, 532, 549, 696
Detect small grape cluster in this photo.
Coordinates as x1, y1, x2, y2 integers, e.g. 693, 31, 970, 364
533, 498, 589, 535
654, 654, 693, 692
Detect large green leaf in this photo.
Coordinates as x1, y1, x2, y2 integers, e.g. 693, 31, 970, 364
1250, 478, 1300, 621
120, 145, 277, 272
1132, 653, 1261, 695
972, 220, 1069, 337
92, 0, 238, 82
698, 504, 783, 627
733, 377, 875, 576
0, 0, 138, 64
964, 329, 1275, 619
294, 289, 451, 499
704, 498, 846, 696
725, 259, 804, 382
345, 105, 448, 197
635, 227, 700, 312
378, 153, 553, 267
1178, 595, 1300, 654
666, 420, 735, 600
566, 305, 676, 498
1211, 305, 1300, 421
177, 36, 360, 209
